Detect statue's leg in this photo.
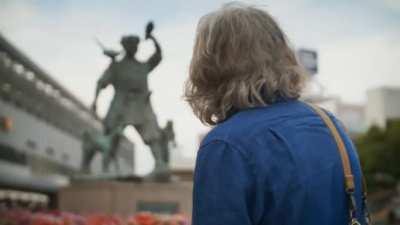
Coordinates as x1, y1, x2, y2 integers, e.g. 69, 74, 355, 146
110, 134, 122, 172
149, 141, 167, 173
134, 121, 168, 174
114, 156, 120, 172
160, 134, 170, 164
102, 150, 111, 172
81, 139, 97, 173
81, 147, 94, 173
81, 148, 89, 172
164, 143, 170, 164
160, 128, 171, 165
102, 133, 121, 172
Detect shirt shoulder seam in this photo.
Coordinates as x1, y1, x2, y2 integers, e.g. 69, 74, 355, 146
199, 138, 249, 160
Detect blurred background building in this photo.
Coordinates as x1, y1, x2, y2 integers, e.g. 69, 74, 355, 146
0, 33, 134, 196
366, 86, 400, 128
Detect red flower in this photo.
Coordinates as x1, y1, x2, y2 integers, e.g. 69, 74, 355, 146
128, 212, 159, 225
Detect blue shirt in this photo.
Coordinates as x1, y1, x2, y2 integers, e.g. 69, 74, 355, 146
192, 100, 365, 225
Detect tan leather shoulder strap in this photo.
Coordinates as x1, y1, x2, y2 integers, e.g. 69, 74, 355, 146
306, 103, 371, 224
306, 103, 355, 191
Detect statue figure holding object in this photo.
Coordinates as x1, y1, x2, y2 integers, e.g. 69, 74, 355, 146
90, 22, 170, 178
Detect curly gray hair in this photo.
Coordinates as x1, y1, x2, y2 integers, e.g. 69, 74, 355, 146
184, 2, 307, 125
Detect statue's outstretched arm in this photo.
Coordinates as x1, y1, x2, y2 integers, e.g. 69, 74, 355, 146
146, 35, 162, 72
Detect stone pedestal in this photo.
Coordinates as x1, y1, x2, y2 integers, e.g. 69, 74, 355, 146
58, 180, 193, 217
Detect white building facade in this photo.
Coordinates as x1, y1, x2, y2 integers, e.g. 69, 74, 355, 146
305, 96, 367, 135
366, 86, 400, 128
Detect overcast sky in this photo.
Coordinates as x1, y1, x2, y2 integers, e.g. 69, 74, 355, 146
1, 0, 399, 174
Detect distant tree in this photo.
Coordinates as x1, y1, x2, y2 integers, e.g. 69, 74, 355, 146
355, 119, 400, 191
384, 120, 400, 177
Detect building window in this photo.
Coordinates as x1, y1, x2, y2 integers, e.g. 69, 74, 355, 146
25, 139, 36, 150
46, 147, 54, 156
62, 153, 69, 161
0, 116, 13, 132
1, 83, 11, 93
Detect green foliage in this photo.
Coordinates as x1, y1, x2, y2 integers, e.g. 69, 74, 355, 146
355, 120, 400, 190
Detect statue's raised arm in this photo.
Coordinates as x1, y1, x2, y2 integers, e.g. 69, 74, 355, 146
145, 21, 162, 72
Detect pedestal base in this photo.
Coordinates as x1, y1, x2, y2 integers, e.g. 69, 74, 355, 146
58, 180, 193, 217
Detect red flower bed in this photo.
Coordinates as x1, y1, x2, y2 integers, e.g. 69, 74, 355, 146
0, 210, 189, 225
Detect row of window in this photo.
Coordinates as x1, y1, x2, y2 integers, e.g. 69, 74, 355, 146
0, 51, 102, 131
0, 51, 91, 120
25, 139, 70, 162
0, 86, 82, 140
0, 67, 103, 140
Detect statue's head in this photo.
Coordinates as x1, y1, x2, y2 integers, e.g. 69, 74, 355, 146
121, 35, 140, 56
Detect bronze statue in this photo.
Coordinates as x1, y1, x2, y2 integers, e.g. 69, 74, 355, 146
81, 125, 125, 173
90, 22, 170, 177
